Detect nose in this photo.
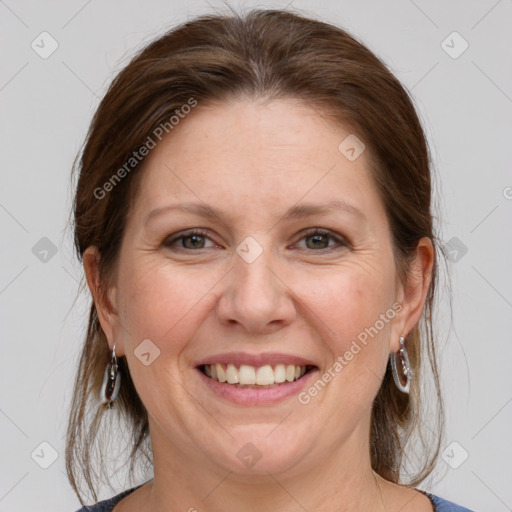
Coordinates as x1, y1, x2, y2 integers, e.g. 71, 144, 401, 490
216, 244, 297, 335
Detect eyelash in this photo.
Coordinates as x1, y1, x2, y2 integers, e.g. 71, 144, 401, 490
163, 228, 348, 252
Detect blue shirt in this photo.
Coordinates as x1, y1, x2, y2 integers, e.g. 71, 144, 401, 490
74, 485, 476, 511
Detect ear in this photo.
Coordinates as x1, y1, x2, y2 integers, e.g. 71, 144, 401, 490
390, 236, 434, 352
83, 246, 124, 356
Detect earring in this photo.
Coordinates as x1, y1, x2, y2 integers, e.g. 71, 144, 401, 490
100, 342, 121, 409
390, 336, 411, 394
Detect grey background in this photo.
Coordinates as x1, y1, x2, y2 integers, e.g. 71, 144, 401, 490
1, 0, 511, 510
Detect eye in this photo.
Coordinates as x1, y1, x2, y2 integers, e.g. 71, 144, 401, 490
294, 228, 347, 251
163, 227, 348, 252
163, 229, 217, 250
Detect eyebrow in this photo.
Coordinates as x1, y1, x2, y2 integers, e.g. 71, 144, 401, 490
144, 199, 366, 226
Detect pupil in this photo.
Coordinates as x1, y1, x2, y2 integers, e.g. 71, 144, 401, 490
308, 234, 327, 249
185, 235, 204, 249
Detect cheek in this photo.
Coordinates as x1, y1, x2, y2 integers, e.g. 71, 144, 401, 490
301, 261, 395, 347
298, 260, 396, 404
116, 258, 225, 352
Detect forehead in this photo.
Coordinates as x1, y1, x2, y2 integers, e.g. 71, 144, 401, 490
131, 98, 385, 224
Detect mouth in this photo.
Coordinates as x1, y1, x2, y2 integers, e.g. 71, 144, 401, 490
194, 352, 320, 404
194, 353, 320, 405
198, 363, 317, 389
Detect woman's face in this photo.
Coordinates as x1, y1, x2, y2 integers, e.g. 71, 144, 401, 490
91, 98, 429, 478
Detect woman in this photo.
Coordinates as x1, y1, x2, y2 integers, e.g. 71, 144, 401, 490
67, 8, 474, 512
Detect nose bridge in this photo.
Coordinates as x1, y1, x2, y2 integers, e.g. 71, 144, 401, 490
217, 236, 294, 332
236, 245, 275, 297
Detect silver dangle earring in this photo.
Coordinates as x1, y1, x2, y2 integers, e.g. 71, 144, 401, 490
100, 342, 121, 409
390, 336, 411, 394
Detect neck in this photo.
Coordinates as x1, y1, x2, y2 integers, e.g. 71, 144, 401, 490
143, 418, 386, 511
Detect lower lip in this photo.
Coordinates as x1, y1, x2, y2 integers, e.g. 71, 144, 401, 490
196, 368, 319, 405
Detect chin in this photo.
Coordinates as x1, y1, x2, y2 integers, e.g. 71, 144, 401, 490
213, 425, 313, 476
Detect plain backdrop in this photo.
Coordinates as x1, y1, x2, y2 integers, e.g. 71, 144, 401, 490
1, 1, 511, 511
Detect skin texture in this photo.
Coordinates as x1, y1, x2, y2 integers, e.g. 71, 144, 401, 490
84, 98, 434, 511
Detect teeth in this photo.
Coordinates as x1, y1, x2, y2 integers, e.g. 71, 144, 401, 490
286, 364, 295, 382
256, 365, 274, 385
274, 364, 286, 383
203, 363, 309, 386
239, 364, 256, 385
216, 363, 227, 383
226, 364, 239, 384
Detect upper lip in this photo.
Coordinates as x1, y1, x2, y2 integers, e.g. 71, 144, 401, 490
195, 352, 318, 368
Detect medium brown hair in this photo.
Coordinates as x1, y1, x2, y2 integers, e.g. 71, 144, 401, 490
67, 7, 446, 504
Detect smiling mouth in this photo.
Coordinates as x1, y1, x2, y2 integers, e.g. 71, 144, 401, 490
199, 363, 317, 389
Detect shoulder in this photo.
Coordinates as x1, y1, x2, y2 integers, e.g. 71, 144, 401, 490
73, 485, 141, 512
426, 492, 476, 512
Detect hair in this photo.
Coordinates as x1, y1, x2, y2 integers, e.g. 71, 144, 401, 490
66, 7, 447, 505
